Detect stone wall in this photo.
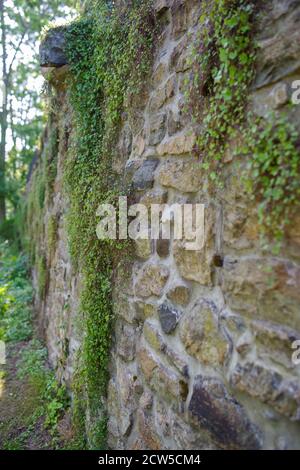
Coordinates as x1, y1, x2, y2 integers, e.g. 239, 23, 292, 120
29, 84, 81, 387
34, 0, 300, 449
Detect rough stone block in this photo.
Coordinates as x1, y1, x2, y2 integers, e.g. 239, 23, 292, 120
132, 158, 159, 191
149, 113, 167, 146
254, 1, 300, 89
231, 362, 300, 421
40, 28, 67, 67
251, 320, 300, 369
157, 133, 196, 156
149, 86, 168, 112
171, 0, 188, 39
167, 108, 186, 136
134, 301, 158, 320
188, 375, 262, 449
144, 320, 188, 377
158, 159, 202, 193
115, 321, 137, 361
166, 283, 191, 306
139, 189, 168, 208
138, 345, 188, 402
173, 240, 213, 285
134, 263, 169, 298
136, 409, 162, 450
180, 300, 228, 367
159, 301, 182, 334
170, 37, 190, 72
222, 256, 300, 330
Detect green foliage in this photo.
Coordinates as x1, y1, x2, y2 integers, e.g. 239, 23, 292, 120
189, 0, 255, 178
0, 243, 69, 447
0, 0, 76, 234
242, 113, 300, 248
48, 214, 58, 256
18, 339, 69, 441
190, 0, 300, 243
62, 0, 156, 447
25, 176, 43, 260
0, 242, 32, 342
45, 126, 59, 199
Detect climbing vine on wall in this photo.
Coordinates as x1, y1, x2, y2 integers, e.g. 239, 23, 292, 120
189, 0, 256, 179
241, 113, 300, 248
189, 0, 300, 245
62, 0, 156, 448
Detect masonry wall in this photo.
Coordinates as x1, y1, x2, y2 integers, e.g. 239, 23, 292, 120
32, 0, 300, 450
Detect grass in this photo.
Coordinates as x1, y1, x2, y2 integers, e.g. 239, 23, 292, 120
0, 241, 73, 450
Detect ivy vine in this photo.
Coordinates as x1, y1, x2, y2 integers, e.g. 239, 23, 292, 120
189, 0, 300, 245
63, 0, 156, 447
189, 0, 256, 180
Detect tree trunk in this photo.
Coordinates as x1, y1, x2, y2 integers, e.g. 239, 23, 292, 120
0, 0, 7, 222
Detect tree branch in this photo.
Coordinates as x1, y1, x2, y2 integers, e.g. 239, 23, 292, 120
7, 29, 27, 77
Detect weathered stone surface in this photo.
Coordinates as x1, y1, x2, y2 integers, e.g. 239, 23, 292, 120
157, 133, 196, 156
270, 82, 289, 108
231, 362, 300, 421
144, 320, 164, 352
171, 0, 188, 39
107, 379, 132, 440
124, 159, 142, 187
167, 108, 186, 136
119, 124, 133, 159
154, 0, 170, 15
40, 28, 67, 67
152, 62, 168, 85
170, 37, 190, 72
236, 330, 253, 357
115, 321, 137, 361
132, 134, 146, 157
154, 399, 217, 450
144, 320, 188, 376
35, 0, 300, 451
156, 239, 170, 258
132, 158, 159, 191
135, 263, 169, 298
149, 85, 168, 113
149, 113, 167, 146
134, 301, 158, 320
135, 238, 153, 260
159, 301, 182, 334
113, 295, 139, 324
173, 240, 213, 285
254, 0, 300, 89
166, 283, 191, 306
139, 189, 168, 208
107, 363, 142, 445
222, 256, 300, 330
158, 159, 202, 193
180, 300, 228, 367
41, 65, 69, 87
188, 376, 262, 449
165, 74, 177, 100
251, 80, 292, 117
138, 345, 188, 403
251, 320, 300, 369
136, 409, 162, 450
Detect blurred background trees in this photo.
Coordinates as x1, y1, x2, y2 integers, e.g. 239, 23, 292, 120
0, 0, 76, 240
